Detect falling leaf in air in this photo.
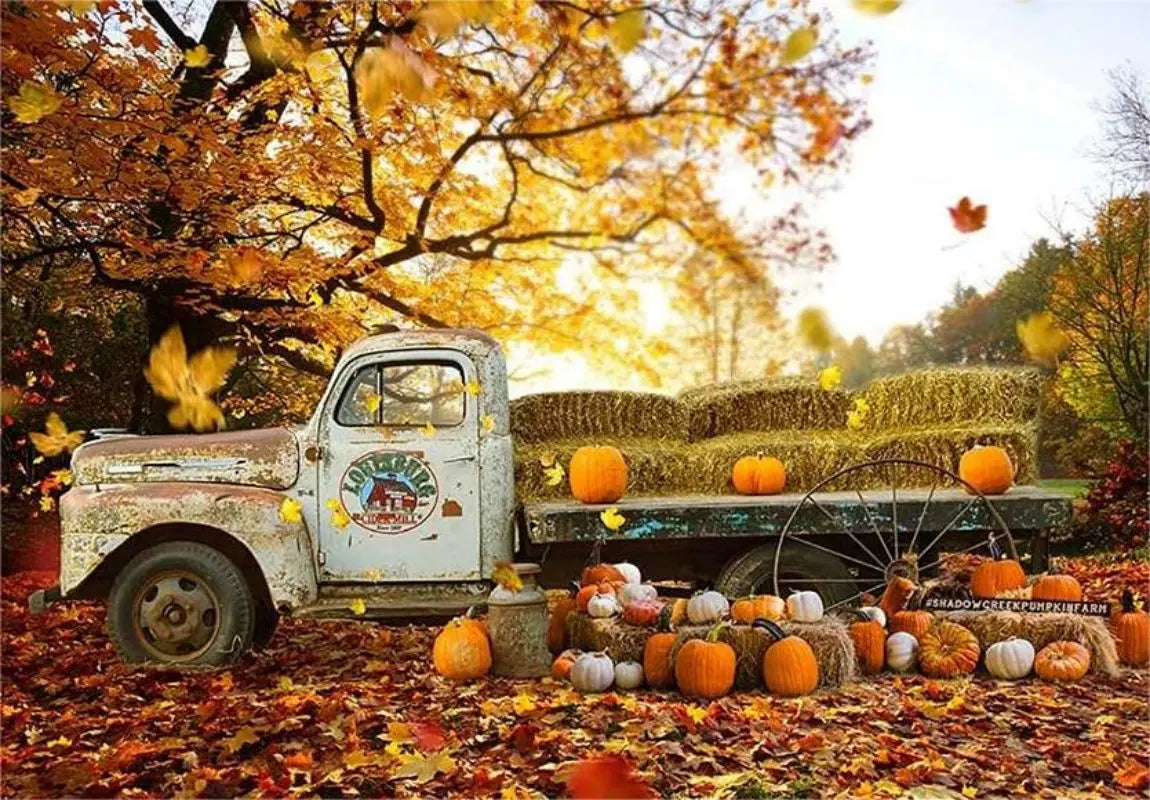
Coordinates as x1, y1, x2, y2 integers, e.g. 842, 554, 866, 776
543, 462, 566, 487
796, 307, 834, 352
279, 497, 303, 524
852, 0, 902, 14
419, 0, 495, 37
11, 187, 42, 207
782, 27, 818, 65
29, 412, 85, 457
55, 0, 97, 15
492, 561, 523, 593
421, 421, 436, 437
8, 81, 62, 124
357, 37, 437, 114
326, 499, 351, 530
184, 45, 212, 68
948, 196, 988, 233
363, 393, 382, 415
564, 756, 656, 799
464, 379, 481, 397
818, 365, 842, 391
600, 506, 626, 531
143, 326, 236, 432
39, 495, 56, 513
50, 468, 73, 486
607, 9, 647, 53
1016, 311, 1069, 367
847, 397, 870, 430
348, 598, 367, 616
481, 414, 495, 435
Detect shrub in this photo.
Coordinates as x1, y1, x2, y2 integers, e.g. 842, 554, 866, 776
1065, 441, 1149, 553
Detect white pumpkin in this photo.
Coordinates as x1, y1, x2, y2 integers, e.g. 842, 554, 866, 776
687, 590, 730, 624
985, 637, 1035, 680
614, 562, 642, 585
886, 632, 919, 672
571, 652, 615, 693
587, 593, 620, 619
613, 660, 644, 690
786, 591, 824, 623
617, 583, 658, 606
857, 606, 887, 628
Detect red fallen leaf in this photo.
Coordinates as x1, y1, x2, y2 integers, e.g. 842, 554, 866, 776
948, 196, 987, 233
565, 756, 656, 800
412, 721, 447, 752
1116, 760, 1149, 790
795, 732, 824, 752
283, 751, 314, 770
510, 722, 537, 755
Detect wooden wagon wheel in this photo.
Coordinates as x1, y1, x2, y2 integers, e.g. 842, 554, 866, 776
772, 459, 1016, 612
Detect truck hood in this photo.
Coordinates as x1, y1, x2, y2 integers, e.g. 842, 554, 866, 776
72, 428, 300, 490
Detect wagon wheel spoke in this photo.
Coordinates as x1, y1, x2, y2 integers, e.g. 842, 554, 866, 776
854, 488, 895, 563
891, 483, 899, 557
915, 536, 1003, 578
916, 495, 981, 564
825, 580, 888, 613
906, 483, 938, 558
787, 533, 890, 573
807, 495, 888, 571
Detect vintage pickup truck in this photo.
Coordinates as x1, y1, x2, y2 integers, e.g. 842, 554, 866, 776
33, 329, 1072, 666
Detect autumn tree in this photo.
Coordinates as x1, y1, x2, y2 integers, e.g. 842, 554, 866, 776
2, 0, 871, 429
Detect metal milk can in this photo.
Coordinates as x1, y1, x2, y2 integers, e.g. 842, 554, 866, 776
486, 562, 551, 678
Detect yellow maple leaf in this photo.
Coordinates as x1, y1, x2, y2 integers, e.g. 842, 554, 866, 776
854, 397, 870, 415
9, 81, 62, 124
363, 393, 382, 414
512, 692, 537, 715
307, 290, 324, 308
961, 786, 978, 798
607, 9, 646, 53
394, 751, 457, 784
847, 409, 865, 431
356, 39, 436, 114
492, 561, 523, 593
419, 0, 496, 37
782, 27, 818, 65
538, 452, 556, 468
11, 187, 42, 207
279, 497, 303, 524
480, 414, 495, 435
421, 421, 436, 437
600, 506, 626, 531
464, 379, 481, 397
348, 598, 367, 616
46, 735, 71, 748
55, 0, 96, 14
184, 45, 212, 68
29, 412, 85, 457
51, 468, 73, 486
851, 0, 902, 14
1016, 311, 1069, 368
818, 365, 842, 391
543, 463, 565, 487
326, 498, 351, 530
143, 326, 236, 433
222, 726, 261, 754
39, 495, 56, 512
796, 307, 834, 352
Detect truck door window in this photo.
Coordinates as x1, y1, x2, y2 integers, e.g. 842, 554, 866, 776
380, 363, 465, 427
333, 362, 465, 428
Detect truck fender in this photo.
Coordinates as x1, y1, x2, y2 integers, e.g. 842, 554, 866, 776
58, 483, 318, 611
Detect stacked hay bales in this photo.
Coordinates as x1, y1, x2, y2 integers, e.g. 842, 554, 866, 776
511, 367, 1043, 500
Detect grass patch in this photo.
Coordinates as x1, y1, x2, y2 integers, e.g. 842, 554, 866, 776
1038, 478, 1092, 498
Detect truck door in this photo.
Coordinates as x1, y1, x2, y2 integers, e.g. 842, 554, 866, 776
317, 350, 481, 582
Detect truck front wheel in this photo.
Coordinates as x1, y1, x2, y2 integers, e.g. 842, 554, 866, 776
107, 541, 256, 667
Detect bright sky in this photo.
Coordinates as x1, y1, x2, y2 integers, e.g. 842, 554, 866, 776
765, 0, 1150, 344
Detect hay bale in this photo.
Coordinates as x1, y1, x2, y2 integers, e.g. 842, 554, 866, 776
861, 424, 1039, 487
514, 438, 696, 501
566, 613, 650, 663
680, 378, 852, 440
939, 611, 1120, 677
671, 619, 856, 692
510, 391, 687, 444
860, 367, 1042, 430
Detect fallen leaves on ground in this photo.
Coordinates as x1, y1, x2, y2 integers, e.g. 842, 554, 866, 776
1, 558, 1147, 798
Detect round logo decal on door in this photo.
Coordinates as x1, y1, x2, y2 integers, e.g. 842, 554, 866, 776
339, 450, 439, 534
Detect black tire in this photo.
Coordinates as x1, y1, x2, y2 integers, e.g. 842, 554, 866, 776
715, 542, 860, 608
107, 541, 255, 667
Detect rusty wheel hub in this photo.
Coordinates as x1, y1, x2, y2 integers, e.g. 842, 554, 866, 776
135, 571, 219, 660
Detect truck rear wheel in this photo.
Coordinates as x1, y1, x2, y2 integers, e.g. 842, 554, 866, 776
716, 542, 859, 609
107, 541, 255, 667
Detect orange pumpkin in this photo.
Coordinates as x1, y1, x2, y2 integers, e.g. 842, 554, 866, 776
622, 599, 664, 627
1032, 574, 1083, 602
548, 583, 579, 654
643, 632, 677, 689
674, 624, 737, 700
849, 617, 886, 675
433, 616, 492, 681
755, 620, 819, 696
1034, 640, 1090, 682
569, 446, 628, 503
581, 563, 626, 587
731, 455, 786, 496
1112, 590, 1150, 666
888, 610, 933, 639
970, 555, 1026, 599
918, 621, 980, 678
878, 576, 916, 619
551, 648, 582, 680
731, 595, 785, 624
959, 445, 1014, 495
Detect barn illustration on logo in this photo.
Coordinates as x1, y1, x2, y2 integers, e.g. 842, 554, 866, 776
340, 450, 438, 534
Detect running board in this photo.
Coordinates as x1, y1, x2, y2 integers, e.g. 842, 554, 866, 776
294, 581, 490, 619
